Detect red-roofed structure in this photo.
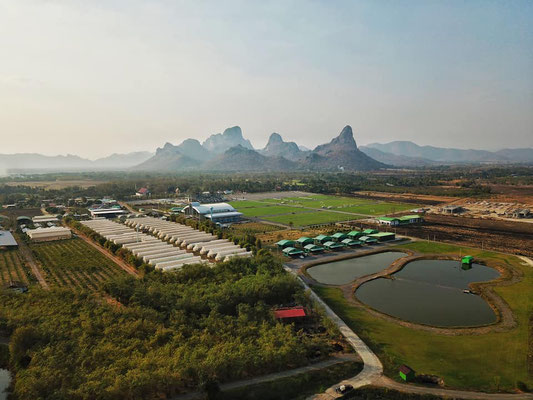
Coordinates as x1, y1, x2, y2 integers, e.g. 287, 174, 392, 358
136, 187, 150, 197
274, 307, 307, 319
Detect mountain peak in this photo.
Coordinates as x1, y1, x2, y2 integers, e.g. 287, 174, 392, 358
267, 132, 283, 145
331, 125, 357, 148
222, 126, 244, 139
202, 126, 254, 154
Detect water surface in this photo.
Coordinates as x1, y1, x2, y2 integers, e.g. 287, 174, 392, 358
356, 260, 500, 327
307, 252, 406, 285
0, 369, 10, 400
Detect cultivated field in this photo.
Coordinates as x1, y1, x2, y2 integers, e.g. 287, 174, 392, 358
230, 193, 415, 227
314, 241, 533, 392
0, 249, 36, 285
3, 179, 105, 189
30, 238, 126, 291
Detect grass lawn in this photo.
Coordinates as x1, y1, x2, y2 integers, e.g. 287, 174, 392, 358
313, 241, 533, 392
263, 211, 363, 227
238, 205, 310, 218
230, 222, 282, 235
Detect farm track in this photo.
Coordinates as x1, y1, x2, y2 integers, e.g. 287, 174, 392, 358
17, 239, 48, 289
71, 226, 139, 277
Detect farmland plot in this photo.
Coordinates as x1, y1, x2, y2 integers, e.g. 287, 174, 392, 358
0, 249, 36, 285
30, 238, 126, 291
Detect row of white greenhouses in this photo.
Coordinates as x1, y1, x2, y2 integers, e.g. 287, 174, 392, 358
80, 219, 206, 271
124, 217, 253, 261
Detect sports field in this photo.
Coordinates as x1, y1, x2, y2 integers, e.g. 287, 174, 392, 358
230, 194, 415, 227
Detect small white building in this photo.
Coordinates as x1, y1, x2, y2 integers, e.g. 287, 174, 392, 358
27, 227, 72, 242
32, 215, 59, 225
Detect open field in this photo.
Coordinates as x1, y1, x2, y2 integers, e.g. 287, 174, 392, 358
3, 179, 106, 189
355, 214, 533, 257
230, 193, 416, 227
0, 249, 36, 285
262, 211, 363, 227
30, 238, 127, 291
313, 241, 533, 392
229, 222, 282, 235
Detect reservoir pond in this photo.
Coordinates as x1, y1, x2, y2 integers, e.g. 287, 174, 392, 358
356, 259, 500, 327
307, 252, 406, 285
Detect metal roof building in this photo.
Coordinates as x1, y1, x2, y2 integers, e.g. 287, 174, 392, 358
182, 202, 242, 224
26, 227, 71, 242
0, 231, 17, 248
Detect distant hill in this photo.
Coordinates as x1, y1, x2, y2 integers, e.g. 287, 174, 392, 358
260, 133, 307, 161
304, 126, 386, 171
0, 151, 154, 172
365, 141, 533, 164
359, 147, 435, 167
133, 143, 201, 171
202, 126, 254, 154
202, 145, 297, 171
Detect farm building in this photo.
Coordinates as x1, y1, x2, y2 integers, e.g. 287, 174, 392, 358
341, 238, 361, 247
314, 234, 332, 244
362, 229, 378, 235
273, 307, 307, 320
32, 215, 59, 224
304, 244, 324, 254
359, 236, 378, 244
182, 202, 242, 224
369, 232, 396, 242
399, 365, 415, 382
89, 207, 127, 219
296, 237, 314, 247
0, 231, 18, 249
282, 247, 304, 257
276, 239, 296, 249
347, 230, 363, 239
136, 187, 150, 197
26, 227, 72, 242
442, 205, 463, 214
331, 232, 348, 242
323, 241, 345, 250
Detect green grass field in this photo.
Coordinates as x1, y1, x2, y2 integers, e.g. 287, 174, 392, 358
263, 211, 363, 227
30, 238, 126, 291
230, 194, 415, 227
313, 241, 533, 392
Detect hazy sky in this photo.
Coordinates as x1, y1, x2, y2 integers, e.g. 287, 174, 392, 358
1, 0, 532, 158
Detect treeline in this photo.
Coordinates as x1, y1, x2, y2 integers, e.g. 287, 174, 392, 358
0, 255, 340, 399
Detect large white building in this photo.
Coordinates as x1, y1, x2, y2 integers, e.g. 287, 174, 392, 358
26, 227, 72, 242
182, 202, 242, 224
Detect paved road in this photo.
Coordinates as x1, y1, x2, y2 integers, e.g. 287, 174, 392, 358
17, 238, 49, 289
170, 354, 359, 400
284, 266, 383, 399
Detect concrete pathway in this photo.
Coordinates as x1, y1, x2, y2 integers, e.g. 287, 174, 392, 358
170, 353, 359, 400
284, 266, 384, 399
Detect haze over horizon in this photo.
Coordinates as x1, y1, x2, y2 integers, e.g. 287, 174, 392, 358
1, 0, 532, 158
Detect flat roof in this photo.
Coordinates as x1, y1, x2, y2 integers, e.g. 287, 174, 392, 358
205, 211, 243, 219
0, 231, 17, 247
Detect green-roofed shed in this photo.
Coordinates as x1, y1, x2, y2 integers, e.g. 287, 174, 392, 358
398, 215, 423, 224
276, 239, 296, 249
347, 230, 363, 239
331, 232, 348, 242
363, 229, 378, 235
314, 234, 332, 244
304, 244, 324, 253
461, 255, 474, 269
359, 236, 378, 244
323, 241, 345, 250
282, 247, 304, 257
369, 232, 396, 242
342, 238, 362, 247
296, 237, 314, 247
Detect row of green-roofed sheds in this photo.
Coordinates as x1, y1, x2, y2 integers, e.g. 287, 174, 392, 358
276, 228, 397, 257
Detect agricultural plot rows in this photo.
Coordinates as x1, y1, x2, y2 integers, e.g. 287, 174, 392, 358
230, 194, 415, 227
30, 238, 126, 291
0, 249, 36, 285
